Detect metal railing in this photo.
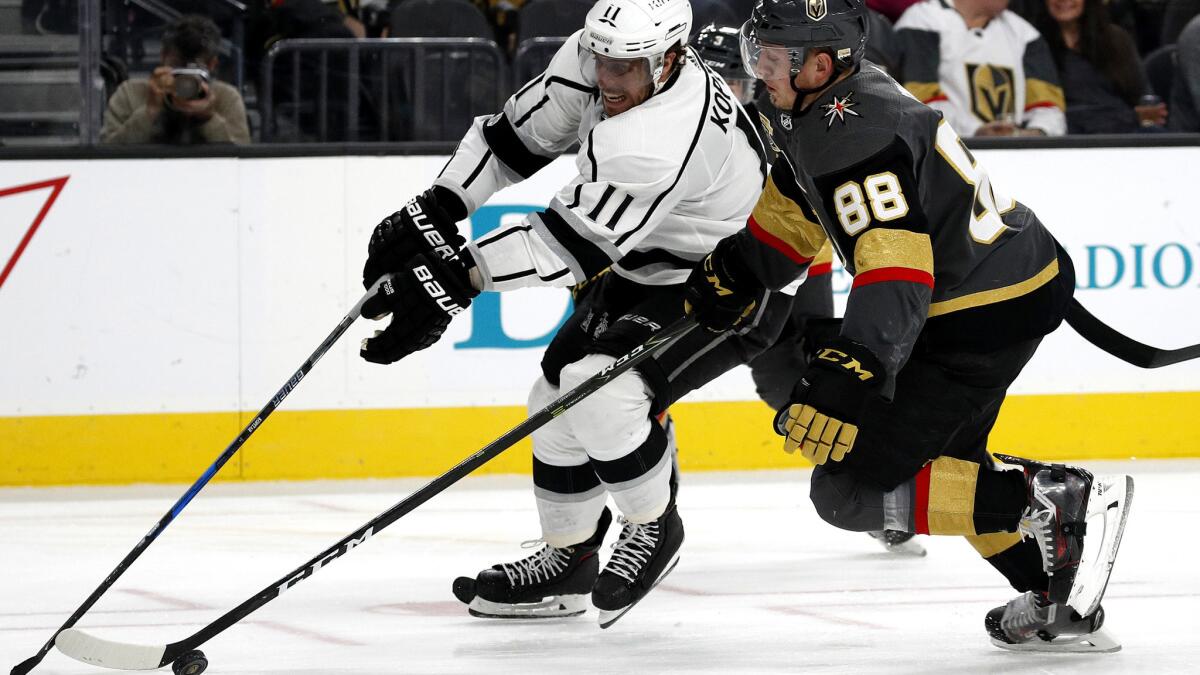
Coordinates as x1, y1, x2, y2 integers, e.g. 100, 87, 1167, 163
512, 36, 568, 87
261, 38, 508, 143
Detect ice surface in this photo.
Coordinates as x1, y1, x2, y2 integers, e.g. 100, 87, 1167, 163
2, 460, 1197, 674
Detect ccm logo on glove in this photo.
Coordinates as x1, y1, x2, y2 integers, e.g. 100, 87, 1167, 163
815, 348, 876, 382
414, 264, 467, 316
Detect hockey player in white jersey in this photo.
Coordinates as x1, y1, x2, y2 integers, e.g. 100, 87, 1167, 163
357, 0, 788, 627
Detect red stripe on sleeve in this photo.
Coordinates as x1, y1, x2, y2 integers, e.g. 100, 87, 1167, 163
808, 262, 833, 276
1024, 101, 1060, 111
852, 267, 934, 289
748, 215, 814, 266
923, 95, 948, 104
914, 464, 931, 535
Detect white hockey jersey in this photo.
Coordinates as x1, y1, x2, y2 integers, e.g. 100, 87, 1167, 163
435, 31, 768, 292
895, 0, 1066, 136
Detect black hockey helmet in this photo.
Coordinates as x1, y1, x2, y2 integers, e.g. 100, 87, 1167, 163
694, 23, 756, 103
739, 0, 869, 79
694, 23, 743, 78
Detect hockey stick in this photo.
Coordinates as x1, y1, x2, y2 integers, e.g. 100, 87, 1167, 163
49, 317, 697, 672
1066, 298, 1200, 368
11, 278, 385, 675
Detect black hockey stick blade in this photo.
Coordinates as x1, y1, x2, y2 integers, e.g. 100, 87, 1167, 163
1066, 298, 1200, 368
52, 318, 697, 671
12, 278, 386, 675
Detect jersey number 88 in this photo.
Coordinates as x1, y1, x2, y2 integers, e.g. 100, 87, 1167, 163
833, 172, 910, 236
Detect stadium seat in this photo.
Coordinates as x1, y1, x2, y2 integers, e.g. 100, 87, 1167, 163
388, 0, 503, 141
1144, 44, 1178, 103
517, 0, 593, 42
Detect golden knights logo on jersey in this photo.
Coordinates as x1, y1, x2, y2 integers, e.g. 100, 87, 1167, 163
807, 0, 827, 21
966, 63, 1015, 122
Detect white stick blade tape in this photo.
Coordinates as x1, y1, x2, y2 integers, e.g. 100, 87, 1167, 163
55, 628, 166, 670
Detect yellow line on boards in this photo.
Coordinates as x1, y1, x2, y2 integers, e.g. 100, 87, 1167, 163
2, 391, 1198, 486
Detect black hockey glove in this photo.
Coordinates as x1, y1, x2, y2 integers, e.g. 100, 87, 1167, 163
363, 186, 469, 289
683, 236, 764, 333
773, 338, 885, 465
360, 251, 479, 365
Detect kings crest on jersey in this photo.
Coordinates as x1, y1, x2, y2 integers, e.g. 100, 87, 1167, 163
740, 62, 1073, 388
432, 30, 768, 292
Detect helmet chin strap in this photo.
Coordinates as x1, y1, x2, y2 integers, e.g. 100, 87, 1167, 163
789, 66, 838, 97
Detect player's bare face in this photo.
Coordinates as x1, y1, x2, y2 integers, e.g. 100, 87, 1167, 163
595, 55, 653, 116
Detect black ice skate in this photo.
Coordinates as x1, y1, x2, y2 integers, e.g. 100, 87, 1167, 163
867, 530, 926, 557
453, 507, 611, 619
995, 454, 1134, 617
986, 590, 1119, 653
592, 503, 684, 629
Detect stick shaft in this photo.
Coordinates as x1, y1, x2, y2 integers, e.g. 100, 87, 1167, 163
155, 319, 696, 664
12, 285, 376, 675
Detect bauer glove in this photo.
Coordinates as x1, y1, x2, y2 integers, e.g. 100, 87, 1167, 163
363, 186, 468, 289
360, 251, 479, 364
774, 338, 884, 465
683, 236, 763, 333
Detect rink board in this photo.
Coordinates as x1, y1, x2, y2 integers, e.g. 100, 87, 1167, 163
2, 148, 1199, 485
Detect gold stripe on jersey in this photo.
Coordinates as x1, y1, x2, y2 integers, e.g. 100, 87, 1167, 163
751, 174, 828, 260
853, 228, 934, 274
814, 240, 834, 266
1025, 78, 1066, 111
927, 258, 1059, 317
926, 456, 979, 535
903, 81, 945, 103
966, 531, 1023, 558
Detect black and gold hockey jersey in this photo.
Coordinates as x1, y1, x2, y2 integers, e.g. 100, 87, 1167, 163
733, 63, 1074, 391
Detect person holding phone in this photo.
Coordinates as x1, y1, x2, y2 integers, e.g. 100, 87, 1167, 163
101, 14, 250, 145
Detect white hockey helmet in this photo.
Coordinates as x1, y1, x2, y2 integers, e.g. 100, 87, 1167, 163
582, 0, 693, 94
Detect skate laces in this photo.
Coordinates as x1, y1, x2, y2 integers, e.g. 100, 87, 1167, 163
606, 517, 659, 584
1019, 484, 1060, 573
499, 540, 570, 587
1002, 592, 1055, 639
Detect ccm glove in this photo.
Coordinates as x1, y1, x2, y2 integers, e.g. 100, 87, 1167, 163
363, 186, 468, 289
773, 338, 885, 465
360, 252, 479, 364
683, 236, 764, 332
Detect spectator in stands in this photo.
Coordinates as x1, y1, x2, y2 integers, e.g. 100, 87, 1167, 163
1033, 0, 1166, 133
896, 0, 1067, 136
870, 0, 922, 23
1169, 15, 1200, 131
101, 15, 250, 145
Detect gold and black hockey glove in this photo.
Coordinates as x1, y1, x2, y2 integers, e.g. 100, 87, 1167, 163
774, 338, 885, 465
363, 186, 468, 289
683, 236, 763, 333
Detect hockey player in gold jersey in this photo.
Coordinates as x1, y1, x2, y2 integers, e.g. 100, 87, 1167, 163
682, 0, 1133, 652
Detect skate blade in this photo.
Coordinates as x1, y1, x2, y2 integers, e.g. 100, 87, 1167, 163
884, 539, 927, 557
991, 628, 1121, 653
1067, 475, 1134, 617
870, 535, 927, 557
597, 553, 681, 630
466, 594, 588, 619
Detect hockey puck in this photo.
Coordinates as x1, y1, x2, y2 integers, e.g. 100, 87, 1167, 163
452, 576, 476, 604
172, 650, 208, 675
